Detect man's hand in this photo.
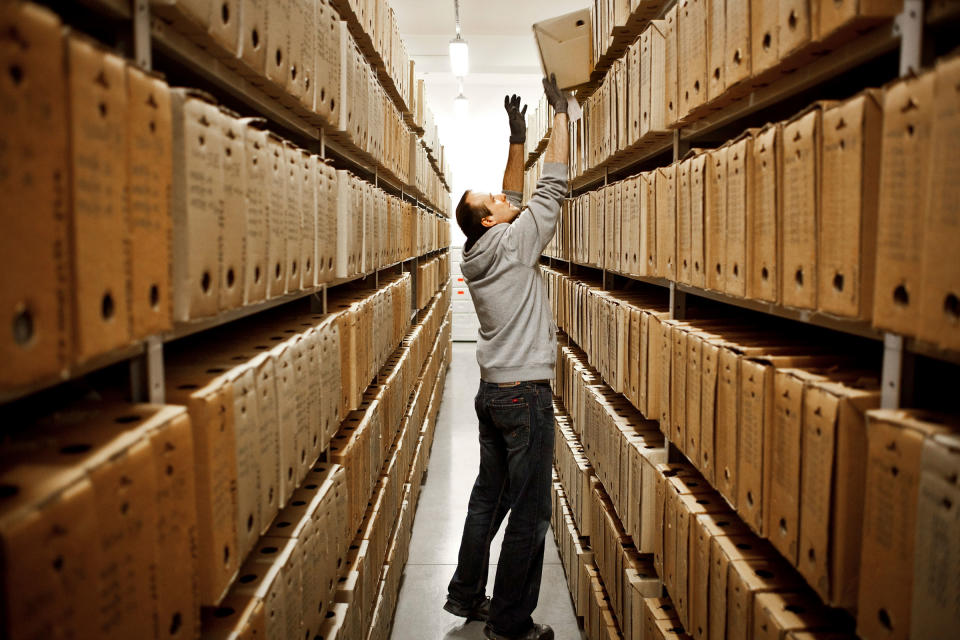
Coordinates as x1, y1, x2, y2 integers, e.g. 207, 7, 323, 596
542, 74, 568, 115
504, 94, 528, 144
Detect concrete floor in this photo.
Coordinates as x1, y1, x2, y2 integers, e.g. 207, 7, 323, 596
391, 342, 586, 640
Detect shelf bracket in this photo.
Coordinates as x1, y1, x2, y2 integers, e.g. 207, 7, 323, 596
133, 0, 151, 70
130, 335, 164, 403
881, 332, 911, 409
895, 0, 924, 77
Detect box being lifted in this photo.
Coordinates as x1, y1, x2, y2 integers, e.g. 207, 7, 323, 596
533, 8, 594, 91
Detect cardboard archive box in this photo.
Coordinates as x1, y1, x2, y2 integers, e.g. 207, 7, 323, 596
910, 433, 960, 639
816, 0, 902, 42
918, 55, 960, 351
796, 376, 880, 610
872, 73, 934, 335
689, 512, 750, 639
664, 5, 680, 126
171, 88, 223, 321
219, 107, 246, 311
779, 0, 815, 59
67, 35, 132, 360
641, 21, 667, 137
752, 591, 833, 640
678, 0, 708, 120
240, 118, 269, 304
265, 132, 288, 297
289, 0, 315, 110
283, 141, 304, 292
748, 122, 782, 303
818, 90, 882, 319
264, 0, 289, 87
238, 0, 267, 74
126, 65, 173, 337
751, 0, 780, 76
782, 103, 833, 310
0, 3, 72, 388
234, 536, 302, 640
705, 145, 728, 292
656, 164, 678, 279
706, 0, 726, 101
677, 157, 694, 284
724, 132, 754, 297
314, 0, 342, 127
857, 409, 960, 640
166, 367, 240, 606
725, 0, 752, 87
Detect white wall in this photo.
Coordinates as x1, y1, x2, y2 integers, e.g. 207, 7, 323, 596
425, 74, 545, 247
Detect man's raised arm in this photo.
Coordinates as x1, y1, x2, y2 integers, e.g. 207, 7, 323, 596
503, 94, 527, 205
505, 75, 570, 266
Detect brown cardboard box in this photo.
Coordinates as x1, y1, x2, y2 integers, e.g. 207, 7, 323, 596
235, 537, 301, 640
641, 171, 657, 276
818, 90, 882, 319
316, 159, 338, 284
266, 132, 288, 297
918, 56, 960, 351
629, 39, 642, 145
0, 3, 71, 388
753, 591, 832, 640
291, 0, 315, 109
690, 154, 707, 287
857, 409, 960, 640
264, 0, 289, 86
815, 0, 901, 41
727, 558, 803, 639
166, 368, 240, 606
725, 0, 752, 87
0, 463, 99, 639
171, 89, 223, 321
677, 157, 694, 284
678, 0, 708, 119
709, 535, 773, 640
798, 376, 879, 610
674, 492, 730, 628
705, 146, 728, 292
748, 123, 782, 303
642, 22, 668, 136
208, 0, 240, 56
779, 0, 813, 58
67, 36, 131, 360
873, 73, 934, 335
656, 165, 678, 279
690, 513, 749, 639
664, 6, 680, 126
706, 0, 726, 101
314, 0, 342, 127
238, 0, 267, 74
299, 149, 317, 287
782, 104, 832, 310
126, 65, 173, 337
724, 133, 753, 297
910, 433, 960, 639
751, 0, 780, 76
32, 405, 159, 639
218, 107, 246, 311
240, 118, 269, 304
283, 141, 304, 292
698, 339, 721, 482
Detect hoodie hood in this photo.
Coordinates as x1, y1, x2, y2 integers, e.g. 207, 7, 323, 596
461, 224, 507, 282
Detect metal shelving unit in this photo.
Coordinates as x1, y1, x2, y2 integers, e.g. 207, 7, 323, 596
1, 0, 453, 413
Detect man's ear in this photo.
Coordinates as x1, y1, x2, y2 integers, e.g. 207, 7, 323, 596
480, 215, 497, 228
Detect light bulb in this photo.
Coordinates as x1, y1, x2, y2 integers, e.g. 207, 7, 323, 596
449, 37, 469, 77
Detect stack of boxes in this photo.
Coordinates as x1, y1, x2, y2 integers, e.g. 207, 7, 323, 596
450, 246, 481, 342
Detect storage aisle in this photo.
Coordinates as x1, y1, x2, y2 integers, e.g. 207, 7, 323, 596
392, 342, 585, 640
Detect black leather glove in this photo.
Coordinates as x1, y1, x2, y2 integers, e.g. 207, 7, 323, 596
505, 94, 528, 144
542, 73, 568, 115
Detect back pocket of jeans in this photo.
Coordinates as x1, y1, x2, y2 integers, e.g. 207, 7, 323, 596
489, 398, 530, 449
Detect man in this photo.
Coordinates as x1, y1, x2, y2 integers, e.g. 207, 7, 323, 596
444, 75, 570, 640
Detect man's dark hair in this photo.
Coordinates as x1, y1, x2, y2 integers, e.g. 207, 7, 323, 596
456, 190, 489, 251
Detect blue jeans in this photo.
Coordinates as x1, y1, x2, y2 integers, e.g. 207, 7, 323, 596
447, 380, 556, 636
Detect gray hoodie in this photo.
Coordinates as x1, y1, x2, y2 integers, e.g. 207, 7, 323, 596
461, 162, 568, 383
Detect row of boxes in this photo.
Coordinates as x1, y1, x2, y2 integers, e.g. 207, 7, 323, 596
553, 348, 860, 640
163, 273, 413, 607
410, 135, 452, 212
583, 0, 901, 169
550, 56, 960, 352
0, 3, 452, 392
149, 0, 451, 199
202, 310, 452, 640
545, 267, 960, 639
415, 253, 451, 311
525, 94, 555, 159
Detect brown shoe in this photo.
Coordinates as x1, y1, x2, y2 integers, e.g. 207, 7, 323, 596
483, 623, 554, 640
443, 596, 491, 621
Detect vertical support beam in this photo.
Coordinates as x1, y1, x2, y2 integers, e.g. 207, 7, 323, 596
131, 336, 165, 403
669, 282, 687, 320
320, 128, 326, 159
672, 129, 690, 162
896, 0, 924, 77
881, 333, 907, 409
133, 0, 151, 70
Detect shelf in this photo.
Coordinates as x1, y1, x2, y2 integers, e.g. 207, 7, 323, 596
541, 256, 960, 365
0, 343, 145, 406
